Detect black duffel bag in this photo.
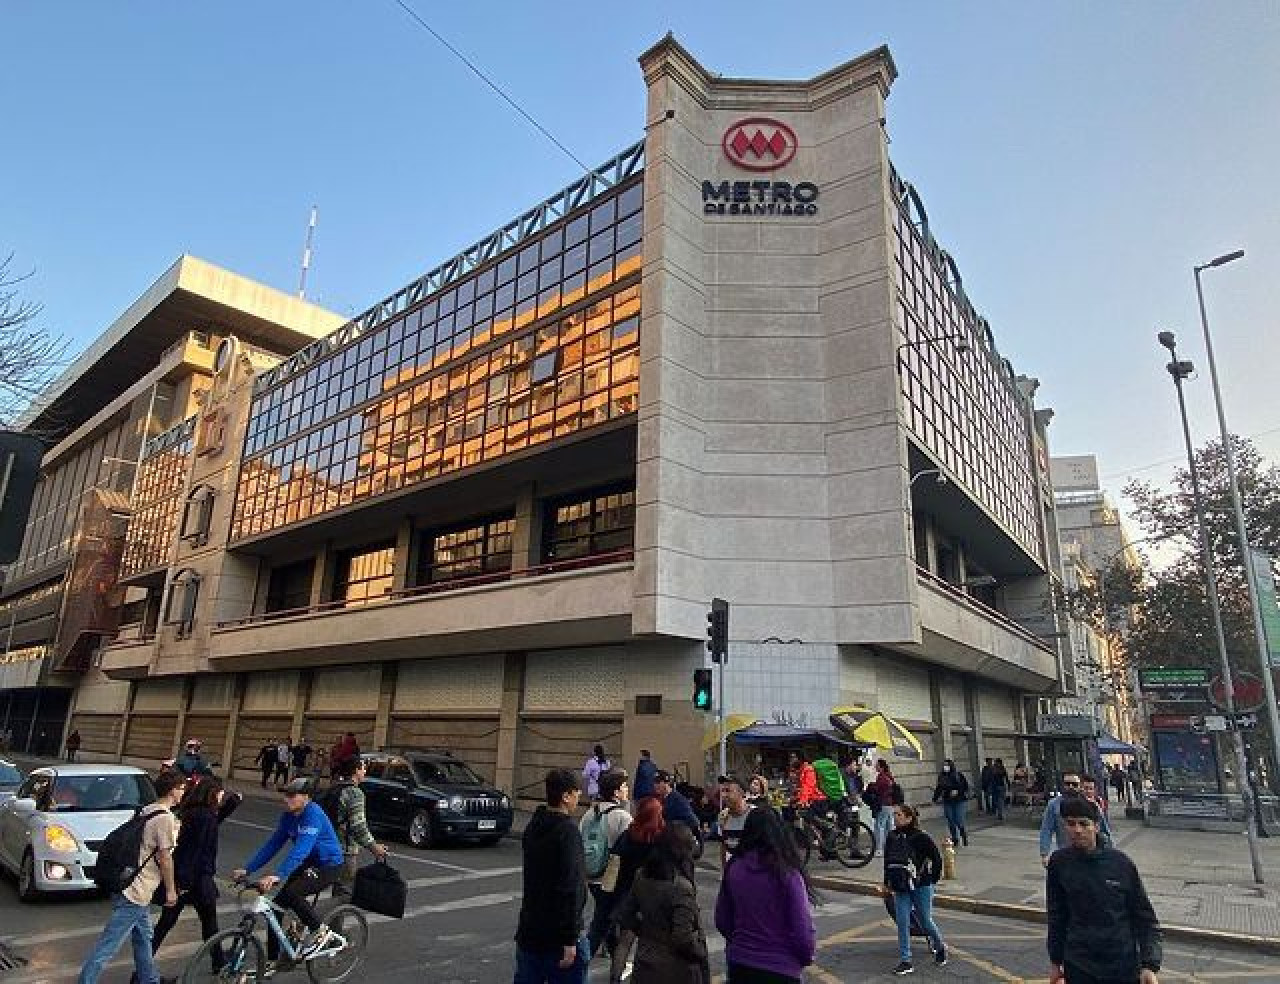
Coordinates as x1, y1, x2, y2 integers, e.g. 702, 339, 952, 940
352, 860, 407, 919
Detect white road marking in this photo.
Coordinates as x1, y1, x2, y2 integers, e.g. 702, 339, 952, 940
223, 817, 483, 873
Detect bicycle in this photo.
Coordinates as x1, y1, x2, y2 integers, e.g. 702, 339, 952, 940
179, 879, 368, 984
788, 799, 876, 869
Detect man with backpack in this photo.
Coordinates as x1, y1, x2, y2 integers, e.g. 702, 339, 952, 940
322, 757, 388, 897
78, 770, 186, 984
579, 769, 631, 958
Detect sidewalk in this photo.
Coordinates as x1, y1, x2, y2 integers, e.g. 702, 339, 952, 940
809, 808, 1280, 947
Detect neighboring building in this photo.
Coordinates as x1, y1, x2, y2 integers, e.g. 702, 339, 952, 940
72, 39, 1065, 805
1051, 454, 1142, 749
0, 256, 343, 754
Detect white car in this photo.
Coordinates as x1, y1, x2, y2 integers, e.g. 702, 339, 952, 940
0, 764, 157, 901
0, 759, 23, 803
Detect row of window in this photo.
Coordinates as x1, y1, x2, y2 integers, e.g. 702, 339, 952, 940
244, 181, 643, 458
121, 432, 194, 579
263, 487, 635, 614
231, 281, 641, 541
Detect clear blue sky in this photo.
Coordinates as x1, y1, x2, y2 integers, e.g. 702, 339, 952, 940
2, 2, 1278, 517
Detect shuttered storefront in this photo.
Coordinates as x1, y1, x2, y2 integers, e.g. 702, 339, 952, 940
69, 713, 123, 756
123, 715, 178, 761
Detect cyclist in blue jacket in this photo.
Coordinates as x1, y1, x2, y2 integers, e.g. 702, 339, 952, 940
233, 778, 345, 963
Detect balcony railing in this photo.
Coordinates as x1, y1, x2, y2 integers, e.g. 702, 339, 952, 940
916, 564, 1053, 653
215, 548, 634, 629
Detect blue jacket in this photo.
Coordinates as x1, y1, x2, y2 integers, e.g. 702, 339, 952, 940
1039, 794, 1112, 856
245, 801, 344, 880
662, 789, 701, 840
633, 758, 658, 799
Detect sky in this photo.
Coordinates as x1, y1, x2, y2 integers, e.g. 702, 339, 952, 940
2, 2, 1278, 534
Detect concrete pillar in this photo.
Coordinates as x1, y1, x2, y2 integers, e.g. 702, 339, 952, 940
115, 682, 137, 763
221, 674, 245, 780
511, 483, 540, 571
965, 677, 985, 778
290, 669, 312, 745
929, 669, 954, 768
373, 661, 397, 749
172, 677, 195, 758
495, 652, 524, 794
392, 519, 414, 591
310, 543, 335, 608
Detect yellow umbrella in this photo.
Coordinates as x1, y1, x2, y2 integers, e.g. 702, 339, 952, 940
829, 705, 925, 760
701, 713, 761, 752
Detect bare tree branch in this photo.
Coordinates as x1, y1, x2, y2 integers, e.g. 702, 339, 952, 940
0, 253, 68, 430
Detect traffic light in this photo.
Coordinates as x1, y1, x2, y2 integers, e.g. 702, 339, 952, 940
706, 597, 729, 663
693, 668, 714, 710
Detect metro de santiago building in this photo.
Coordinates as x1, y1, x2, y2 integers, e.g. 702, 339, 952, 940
2, 38, 1072, 804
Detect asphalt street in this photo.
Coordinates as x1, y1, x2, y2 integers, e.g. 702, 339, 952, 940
2, 795, 1277, 983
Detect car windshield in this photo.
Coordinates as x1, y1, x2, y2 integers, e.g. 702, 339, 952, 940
47, 774, 156, 812
414, 761, 482, 786
0, 764, 21, 786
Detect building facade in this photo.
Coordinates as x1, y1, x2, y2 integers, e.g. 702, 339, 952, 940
52, 39, 1068, 804
0, 256, 343, 754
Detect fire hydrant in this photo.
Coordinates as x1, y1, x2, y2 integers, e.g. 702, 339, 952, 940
941, 836, 957, 880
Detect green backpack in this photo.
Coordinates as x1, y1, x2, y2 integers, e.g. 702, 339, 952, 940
812, 758, 847, 801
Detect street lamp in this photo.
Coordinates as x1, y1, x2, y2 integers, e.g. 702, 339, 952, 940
1158, 330, 1264, 883
1191, 250, 1280, 787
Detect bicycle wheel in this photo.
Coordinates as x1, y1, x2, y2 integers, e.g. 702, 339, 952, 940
181, 928, 264, 984
834, 821, 876, 869
306, 904, 369, 984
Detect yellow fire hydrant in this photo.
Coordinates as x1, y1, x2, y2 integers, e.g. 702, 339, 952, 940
941, 836, 957, 880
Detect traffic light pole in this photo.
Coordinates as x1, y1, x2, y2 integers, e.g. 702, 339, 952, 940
717, 656, 727, 778
707, 598, 730, 778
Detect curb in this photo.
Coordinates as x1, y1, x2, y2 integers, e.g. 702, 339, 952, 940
808, 875, 1280, 955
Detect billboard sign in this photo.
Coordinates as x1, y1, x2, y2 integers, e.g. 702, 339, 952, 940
1247, 548, 1280, 669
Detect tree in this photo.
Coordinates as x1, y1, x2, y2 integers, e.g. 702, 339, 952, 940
0, 253, 65, 430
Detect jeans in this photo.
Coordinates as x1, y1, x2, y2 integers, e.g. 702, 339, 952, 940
892, 884, 944, 962
77, 894, 159, 984
942, 799, 967, 843
586, 883, 618, 956
873, 807, 893, 853
992, 787, 1007, 820
513, 937, 589, 983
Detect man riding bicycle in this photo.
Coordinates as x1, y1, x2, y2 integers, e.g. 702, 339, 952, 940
233, 778, 345, 965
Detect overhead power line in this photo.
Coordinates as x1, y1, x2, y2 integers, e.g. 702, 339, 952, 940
1099, 423, 1280, 482
390, 0, 589, 173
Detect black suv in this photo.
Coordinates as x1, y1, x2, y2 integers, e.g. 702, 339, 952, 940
359, 751, 514, 848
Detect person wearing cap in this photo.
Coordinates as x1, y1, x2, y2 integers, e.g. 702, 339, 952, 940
652, 771, 701, 847
233, 779, 345, 968
174, 739, 211, 778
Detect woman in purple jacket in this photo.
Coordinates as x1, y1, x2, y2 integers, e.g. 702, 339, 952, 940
714, 807, 817, 983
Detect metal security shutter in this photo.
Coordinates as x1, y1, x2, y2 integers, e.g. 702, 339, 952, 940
302, 715, 376, 767
182, 714, 230, 761
123, 714, 177, 761
69, 713, 122, 756
389, 715, 501, 784
234, 716, 294, 774
514, 715, 622, 804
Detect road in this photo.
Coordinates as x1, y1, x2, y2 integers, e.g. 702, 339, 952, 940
1, 795, 1277, 982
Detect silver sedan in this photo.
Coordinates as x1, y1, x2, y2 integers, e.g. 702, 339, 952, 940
0, 764, 157, 901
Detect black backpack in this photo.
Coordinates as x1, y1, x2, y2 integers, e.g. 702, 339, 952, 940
318, 784, 351, 839
93, 810, 159, 893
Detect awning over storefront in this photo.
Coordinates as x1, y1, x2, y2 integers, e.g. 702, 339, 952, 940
701, 717, 868, 751
1097, 733, 1143, 757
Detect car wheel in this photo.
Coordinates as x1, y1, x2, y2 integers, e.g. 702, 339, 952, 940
407, 809, 435, 849
18, 850, 41, 903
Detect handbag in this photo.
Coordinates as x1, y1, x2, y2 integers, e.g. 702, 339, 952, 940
352, 860, 407, 919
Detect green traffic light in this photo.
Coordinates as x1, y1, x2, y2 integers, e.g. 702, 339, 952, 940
694, 690, 711, 709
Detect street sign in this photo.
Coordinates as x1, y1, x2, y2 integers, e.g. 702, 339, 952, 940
1140, 667, 1210, 689
1208, 672, 1266, 714
1202, 715, 1229, 732
1233, 712, 1260, 731
1150, 714, 1193, 730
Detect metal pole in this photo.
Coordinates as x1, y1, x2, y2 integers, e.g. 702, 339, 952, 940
717, 652, 727, 778
1194, 261, 1280, 788
1165, 339, 1264, 883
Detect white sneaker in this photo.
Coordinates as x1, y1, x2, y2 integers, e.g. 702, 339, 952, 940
298, 926, 334, 959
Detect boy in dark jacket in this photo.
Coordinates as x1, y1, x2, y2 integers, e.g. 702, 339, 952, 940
1046, 797, 1161, 984
515, 768, 588, 983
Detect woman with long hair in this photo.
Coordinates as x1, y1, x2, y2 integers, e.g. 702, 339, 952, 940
148, 777, 242, 974
609, 825, 708, 983
606, 793, 666, 904
714, 807, 817, 984
881, 802, 946, 976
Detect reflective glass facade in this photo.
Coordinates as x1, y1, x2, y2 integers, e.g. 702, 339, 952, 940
120, 418, 195, 579
545, 487, 636, 561
422, 516, 515, 584
232, 180, 643, 540
891, 175, 1041, 560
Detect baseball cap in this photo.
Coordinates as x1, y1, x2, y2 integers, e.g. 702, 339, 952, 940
282, 778, 313, 796
718, 773, 745, 788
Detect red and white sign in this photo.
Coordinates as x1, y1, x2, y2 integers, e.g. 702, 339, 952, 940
1208, 672, 1266, 713
722, 118, 798, 172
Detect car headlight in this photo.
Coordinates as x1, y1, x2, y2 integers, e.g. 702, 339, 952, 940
45, 825, 79, 852
448, 795, 465, 812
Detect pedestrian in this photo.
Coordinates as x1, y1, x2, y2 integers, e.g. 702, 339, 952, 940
273, 738, 291, 787
746, 775, 770, 808
174, 739, 210, 779
633, 749, 658, 800
979, 757, 994, 814
653, 770, 701, 847
1046, 797, 1162, 984
607, 795, 666, 907
324, 757, 389, 897
1040, 773, 1111, 866
329, 732, 358, 778
867, 759, 898, 852
714, 805, 817, 984
514, 768, 589, 984
609, 824, 708, 984
582, 744, 611, 800
991, 758, 1010, 822
255, 740, 278, 789
1109, 764, 1127, 806
1127, 760, 1143, 803
581, 768, 631, 957
931, 758, 970, 847
717, 773, 752, 868
788, 751, 824, 816
66, 728, 81, 763
76, 769, 186, 984
1082, 775, 1110, 824
233, 779, 346, 972
882, 802, 947, 976
149, 777, 243, 975
291, 738, 313, 779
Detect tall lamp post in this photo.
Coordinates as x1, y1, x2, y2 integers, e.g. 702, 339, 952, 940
1193, 250, 1280, 787
1158, 330, 1264, 883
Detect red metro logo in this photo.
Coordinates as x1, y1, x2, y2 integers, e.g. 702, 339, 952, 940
722, 118, 798, 172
